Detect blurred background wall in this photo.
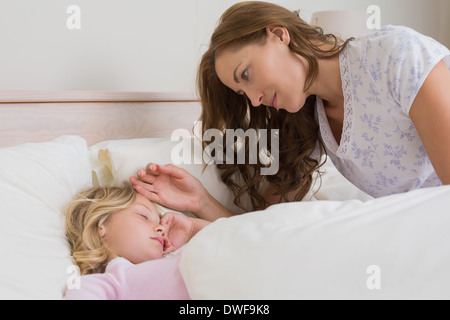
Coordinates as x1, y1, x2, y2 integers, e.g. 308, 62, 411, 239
0, 0, 448, 93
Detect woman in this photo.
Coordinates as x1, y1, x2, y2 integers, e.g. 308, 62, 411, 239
131, 1, 450, 221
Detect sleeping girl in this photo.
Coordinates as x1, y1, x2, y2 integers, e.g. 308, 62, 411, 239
63, 186, 210, 300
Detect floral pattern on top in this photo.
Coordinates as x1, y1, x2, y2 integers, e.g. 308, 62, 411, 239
316, 25, 450, 197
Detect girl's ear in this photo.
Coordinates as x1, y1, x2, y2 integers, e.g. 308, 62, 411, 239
266, 26, 291, 45
98, 225, 106, 238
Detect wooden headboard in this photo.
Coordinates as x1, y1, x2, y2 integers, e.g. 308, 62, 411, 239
0, 91, 201, 147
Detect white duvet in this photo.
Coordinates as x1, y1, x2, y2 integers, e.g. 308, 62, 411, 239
179, 185, 450, 300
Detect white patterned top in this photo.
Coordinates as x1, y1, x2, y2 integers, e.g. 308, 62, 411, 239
316, 25, 450, 198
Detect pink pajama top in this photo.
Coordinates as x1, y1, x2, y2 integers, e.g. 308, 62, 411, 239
64, 251, 190, 300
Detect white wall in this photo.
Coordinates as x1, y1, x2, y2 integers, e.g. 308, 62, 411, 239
0, 0, 448, 93
439, 0, 450, 48
0, 0, 199, 92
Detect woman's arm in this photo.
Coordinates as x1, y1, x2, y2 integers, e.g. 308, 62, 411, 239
129, 163, 237, 221
409, 60, 450, 185
195, 190, 236, 220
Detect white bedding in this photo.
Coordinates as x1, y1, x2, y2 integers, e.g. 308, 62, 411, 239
1, 135, 448, 300
0, 136, 92, 299
180, 185, 450, 300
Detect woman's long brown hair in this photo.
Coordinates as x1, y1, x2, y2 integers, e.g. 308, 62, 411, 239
197, 1, 353, 211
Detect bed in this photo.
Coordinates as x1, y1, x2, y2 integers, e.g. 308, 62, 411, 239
1, 90, 449, 300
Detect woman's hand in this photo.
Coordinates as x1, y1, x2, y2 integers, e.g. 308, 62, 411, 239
129, 163, 207, 214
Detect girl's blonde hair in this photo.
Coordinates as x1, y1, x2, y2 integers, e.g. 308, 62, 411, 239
65, 187, 137, 275
197, 1, 353, 210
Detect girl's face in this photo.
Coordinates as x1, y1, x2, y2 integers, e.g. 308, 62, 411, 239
99, 194, 166, 264
214, 26, 310, 113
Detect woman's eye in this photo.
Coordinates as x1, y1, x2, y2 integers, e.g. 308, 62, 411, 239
242, 69, 248, 80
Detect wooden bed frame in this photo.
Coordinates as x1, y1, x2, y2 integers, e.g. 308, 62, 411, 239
0, 91, 201, 148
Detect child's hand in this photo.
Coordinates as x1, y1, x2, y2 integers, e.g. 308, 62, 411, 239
160, 212, 194, 254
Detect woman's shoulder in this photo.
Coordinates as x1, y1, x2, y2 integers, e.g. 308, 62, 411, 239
353, 25, 448, 55
346, 25, 449, 81
365, 25, 417, 39
345, 25, 449, 115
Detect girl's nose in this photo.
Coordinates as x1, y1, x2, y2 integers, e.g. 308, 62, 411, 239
155, 224, 166, 237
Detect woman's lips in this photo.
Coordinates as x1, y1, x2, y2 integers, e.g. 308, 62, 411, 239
271, 93, 279, 109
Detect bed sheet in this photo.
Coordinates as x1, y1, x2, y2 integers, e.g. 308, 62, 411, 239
179, 185, 450, 300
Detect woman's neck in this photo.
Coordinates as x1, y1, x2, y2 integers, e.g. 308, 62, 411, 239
310, 54, 344, 106
309, 51, 345, 143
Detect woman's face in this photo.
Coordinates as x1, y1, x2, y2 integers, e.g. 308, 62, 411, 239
99, 194, 166, 264
215, 27, 310, 113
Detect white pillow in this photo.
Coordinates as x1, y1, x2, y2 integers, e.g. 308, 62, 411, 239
89, 136, 243, 215
0, 136, 93, 299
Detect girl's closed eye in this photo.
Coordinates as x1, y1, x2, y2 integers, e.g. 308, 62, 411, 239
138, 213, 148, 220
